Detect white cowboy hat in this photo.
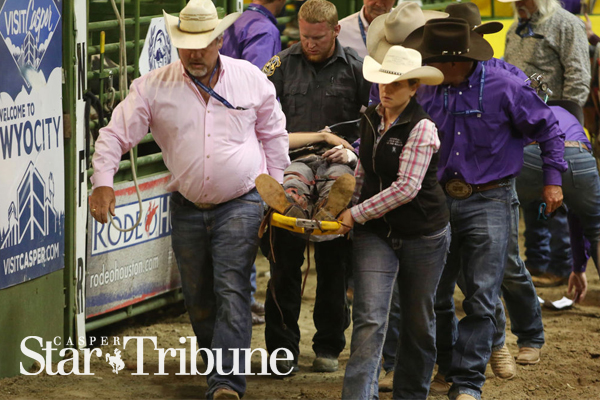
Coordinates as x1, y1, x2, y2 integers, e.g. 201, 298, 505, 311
367, 2, 449, 64
163, 0, 241, 49
363, 45, 444, 85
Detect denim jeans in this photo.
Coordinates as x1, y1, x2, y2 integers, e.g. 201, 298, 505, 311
382, 283, 401, 373
518, 145, 574, 276
491, 182, 544, 350
264, 227, 351, 361
170, 189, 263, 398
250, 263, 257, 305
521, 208, 572, 276
517, 145, 600, 272
435, 185, 513, 400
342, 225, 450, 400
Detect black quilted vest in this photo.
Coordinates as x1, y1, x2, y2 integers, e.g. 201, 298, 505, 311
357, 99, 449, 239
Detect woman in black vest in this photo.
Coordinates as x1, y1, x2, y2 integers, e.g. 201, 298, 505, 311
339, 46, 450, 399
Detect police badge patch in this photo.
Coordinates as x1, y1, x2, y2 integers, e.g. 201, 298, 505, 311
262, 55, 281, 76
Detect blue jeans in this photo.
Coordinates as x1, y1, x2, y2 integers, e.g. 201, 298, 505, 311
382, 283, 401, 373
170, 189, 263, 398
435, 185, 513, 400
251, 263, 257, 305
517, 144, 600, 272
521, 209, 572, 277
518, 145, 573, 276
343, 225, 450, 400
492, 182, 544, 350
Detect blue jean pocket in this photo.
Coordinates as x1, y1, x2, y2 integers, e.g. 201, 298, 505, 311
421, 224, 450, 240
476, 186, 511, 204
570, 157, 599, 189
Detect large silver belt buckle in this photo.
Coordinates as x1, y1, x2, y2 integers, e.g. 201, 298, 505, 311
445, 179, 473, 199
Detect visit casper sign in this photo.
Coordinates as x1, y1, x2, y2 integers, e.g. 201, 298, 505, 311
0, 0, 64, 289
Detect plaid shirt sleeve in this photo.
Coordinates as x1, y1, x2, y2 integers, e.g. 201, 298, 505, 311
351, 160, 365, 206
349, 119, 440, 225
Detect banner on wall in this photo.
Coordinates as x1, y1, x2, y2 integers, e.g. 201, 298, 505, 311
0, 0, 64, 289
138, 17, 179, 76
86, 173, 181, 318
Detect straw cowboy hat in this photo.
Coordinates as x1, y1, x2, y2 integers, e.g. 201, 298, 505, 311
403, 18, 494, 63
163, 0, 240, 49
366, 2, 449, 63
363, 45, 444, 85
445, 2, 503, 35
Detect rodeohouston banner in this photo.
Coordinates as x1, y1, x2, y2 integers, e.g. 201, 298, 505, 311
0, 0, 64, 289
86, 173, 181, 318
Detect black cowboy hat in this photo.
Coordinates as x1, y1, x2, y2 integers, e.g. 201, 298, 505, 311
445, 2, 503, 35
403, 18, 494, 63
547, 99, 584, 125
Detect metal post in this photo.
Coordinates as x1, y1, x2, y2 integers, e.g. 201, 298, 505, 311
62, 0, 76, 344
134, 0, 141, 79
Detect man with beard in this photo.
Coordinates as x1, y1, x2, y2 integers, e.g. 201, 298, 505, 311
260, 0, 370, 375
337, 0, 396, 58
89, 1, 290, 398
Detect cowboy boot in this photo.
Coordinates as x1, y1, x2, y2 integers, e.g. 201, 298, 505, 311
255, 174, 307, 218
313, 173, 356, 221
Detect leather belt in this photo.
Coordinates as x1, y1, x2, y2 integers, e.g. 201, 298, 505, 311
171, 191, 219, 210
528, 141, 590, 151
444, 178, 511, 200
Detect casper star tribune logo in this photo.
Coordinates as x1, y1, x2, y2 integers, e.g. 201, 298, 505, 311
106, 349, 125, 374
20, 336, 296, 376
0, 0, 61, 87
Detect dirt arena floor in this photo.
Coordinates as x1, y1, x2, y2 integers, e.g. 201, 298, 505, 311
1, 227, 600, 399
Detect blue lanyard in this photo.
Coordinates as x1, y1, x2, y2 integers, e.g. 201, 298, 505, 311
247, 5, 273, 21
357, 16, 367, 46
443, 63, 485, 116
187, 59, 242, 110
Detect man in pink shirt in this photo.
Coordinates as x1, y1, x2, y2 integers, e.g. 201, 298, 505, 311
88, 1, 290, 399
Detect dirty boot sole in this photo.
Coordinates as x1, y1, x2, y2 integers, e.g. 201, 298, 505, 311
255, 174, 290, 214
312, 357, 338, 372
314, 174, 356, 221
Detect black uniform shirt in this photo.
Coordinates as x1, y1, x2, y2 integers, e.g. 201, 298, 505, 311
263, 39, 370, 142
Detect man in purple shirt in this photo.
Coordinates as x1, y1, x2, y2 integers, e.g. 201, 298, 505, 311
221, 0, 287, 70
516, 101, 600, 303
404, 19, 566, 400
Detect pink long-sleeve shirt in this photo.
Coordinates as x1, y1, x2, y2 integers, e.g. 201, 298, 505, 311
91, 55, 290, 204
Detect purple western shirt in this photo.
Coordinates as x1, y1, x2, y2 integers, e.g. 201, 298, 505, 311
221, 4, 282, 70
418, 61, 567, 186
550, 105, 590, 147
